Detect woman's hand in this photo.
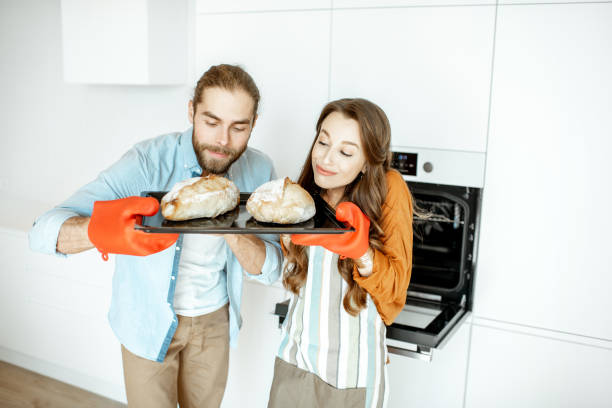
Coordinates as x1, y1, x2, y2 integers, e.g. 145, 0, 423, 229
290, 202, 370, 259
279, 234, 291, 249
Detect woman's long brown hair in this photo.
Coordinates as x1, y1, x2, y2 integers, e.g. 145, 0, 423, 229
283, 98, 392, 316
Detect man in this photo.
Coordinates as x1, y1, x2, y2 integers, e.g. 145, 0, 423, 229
28, 64, 282, 407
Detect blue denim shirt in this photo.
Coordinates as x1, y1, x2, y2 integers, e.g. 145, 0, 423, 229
28, 128, 282, 362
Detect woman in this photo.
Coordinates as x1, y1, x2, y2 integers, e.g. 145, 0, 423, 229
268, 98, 414, 408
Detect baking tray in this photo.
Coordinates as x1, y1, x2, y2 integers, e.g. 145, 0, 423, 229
134, 191, 355, 235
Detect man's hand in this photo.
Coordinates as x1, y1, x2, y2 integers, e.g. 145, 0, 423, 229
291, 202, 370, 259
223, 234, 266, 275
56, 216, 94, 255
88, 197, 178, 260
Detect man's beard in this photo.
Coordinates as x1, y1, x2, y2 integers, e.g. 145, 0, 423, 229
192, 139, 247, 175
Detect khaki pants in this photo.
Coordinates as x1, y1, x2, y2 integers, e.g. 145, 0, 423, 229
121, 304, 230, 408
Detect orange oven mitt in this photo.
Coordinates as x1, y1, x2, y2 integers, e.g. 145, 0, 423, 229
291, 201, 370, 259
88, 196, 179, 261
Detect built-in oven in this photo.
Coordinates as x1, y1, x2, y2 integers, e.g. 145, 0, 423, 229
274, 147, 484, 361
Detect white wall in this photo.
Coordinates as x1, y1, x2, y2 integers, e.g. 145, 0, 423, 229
0, 0, 191, 403
1, 0, 611, 407
0, 0, 193, 231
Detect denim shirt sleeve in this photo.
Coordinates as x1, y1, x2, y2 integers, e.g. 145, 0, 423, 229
243, 234, 282, 285
28, 147, 151, 256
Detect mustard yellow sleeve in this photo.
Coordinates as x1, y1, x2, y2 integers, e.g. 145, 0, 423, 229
353, 170, 413, 325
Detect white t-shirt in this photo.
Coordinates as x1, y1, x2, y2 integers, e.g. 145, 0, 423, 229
173, 234, 229, 317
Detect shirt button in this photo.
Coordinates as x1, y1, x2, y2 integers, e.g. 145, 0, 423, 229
176, 246, 180, 251
171, 276, 175, 280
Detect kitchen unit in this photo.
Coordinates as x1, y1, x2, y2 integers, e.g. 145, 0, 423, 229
60, 0, 188, 84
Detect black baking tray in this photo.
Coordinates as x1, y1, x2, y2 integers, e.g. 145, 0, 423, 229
134, 191, 355, 235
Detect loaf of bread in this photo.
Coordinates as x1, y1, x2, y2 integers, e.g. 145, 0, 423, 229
161, 175, 240, 221
246, 178, 316, 224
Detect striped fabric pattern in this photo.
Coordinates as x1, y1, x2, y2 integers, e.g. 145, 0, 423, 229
278, 246, 388, 408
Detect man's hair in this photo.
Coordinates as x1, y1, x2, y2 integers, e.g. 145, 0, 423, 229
192, 64, 260, 118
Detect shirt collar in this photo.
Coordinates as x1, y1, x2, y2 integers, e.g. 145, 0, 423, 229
179, 127, 202, 175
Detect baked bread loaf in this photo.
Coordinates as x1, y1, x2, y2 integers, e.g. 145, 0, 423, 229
246, 178, 316, 224
161, 175, 240, 221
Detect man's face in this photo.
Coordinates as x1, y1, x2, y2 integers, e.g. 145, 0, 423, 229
189, 87, 256, 175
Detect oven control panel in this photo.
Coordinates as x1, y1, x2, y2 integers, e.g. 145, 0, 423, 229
391, 152, 418, 176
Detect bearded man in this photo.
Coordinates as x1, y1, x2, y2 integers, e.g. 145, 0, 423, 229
29, 64, 282, 408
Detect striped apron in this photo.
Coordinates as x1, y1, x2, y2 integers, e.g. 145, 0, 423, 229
277, 246, 389, 408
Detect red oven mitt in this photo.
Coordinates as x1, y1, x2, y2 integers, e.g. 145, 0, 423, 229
88, 196, 178, 261
291, 201, 370, 259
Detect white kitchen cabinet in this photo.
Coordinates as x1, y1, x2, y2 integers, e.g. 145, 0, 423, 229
61, 0, 188, 84
195, 11, 330, 180
221, 281, 287, 408
465, 323, 612, 408
502, 0, 604, 3
387, 322, 471, 408
196, 0, 330, 14
0, 228, 125, 402
329, 6, 495, 152
334, 0, 494, 7
474, 3, 612, 339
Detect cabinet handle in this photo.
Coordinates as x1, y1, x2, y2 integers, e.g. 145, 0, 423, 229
387, 345, 433, 362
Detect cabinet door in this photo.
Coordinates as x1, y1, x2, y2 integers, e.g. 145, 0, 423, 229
0, 230, 125, 402
386, 322, 470, 408
465, 323, 612, 408
195, 11, 330, 180
221, 281, 287, 408
330, 6, 495, 152
335, 0, 493, 7
61, 0, 187, 84
474, 3, 612, 339
502, 0, 603, 3
196, 0, 330, 13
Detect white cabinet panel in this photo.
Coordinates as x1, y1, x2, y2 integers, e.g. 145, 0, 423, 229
221, 281, 287, 408
474, 3, 612, 339
335, 0, 494, 7
61, 0, 188, 84
195, 11, 330, 180
196, 0, 330, 14
330, 7, 495, 152
0, 229, 125, 402
387, 322, 470, 408
502, 0, 604, 3
465, 324, 612, 408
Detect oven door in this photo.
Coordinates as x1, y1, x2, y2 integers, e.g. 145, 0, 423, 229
384, 295, 469, 361
273, 295, 469, 362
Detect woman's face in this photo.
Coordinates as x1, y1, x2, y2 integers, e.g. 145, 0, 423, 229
311, 111, 367, 192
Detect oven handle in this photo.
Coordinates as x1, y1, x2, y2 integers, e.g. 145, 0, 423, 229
387, 344, 433, 362
386, 311, 471, 362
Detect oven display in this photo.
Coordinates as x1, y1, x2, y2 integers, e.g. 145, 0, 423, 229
391, 152, 418, 176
